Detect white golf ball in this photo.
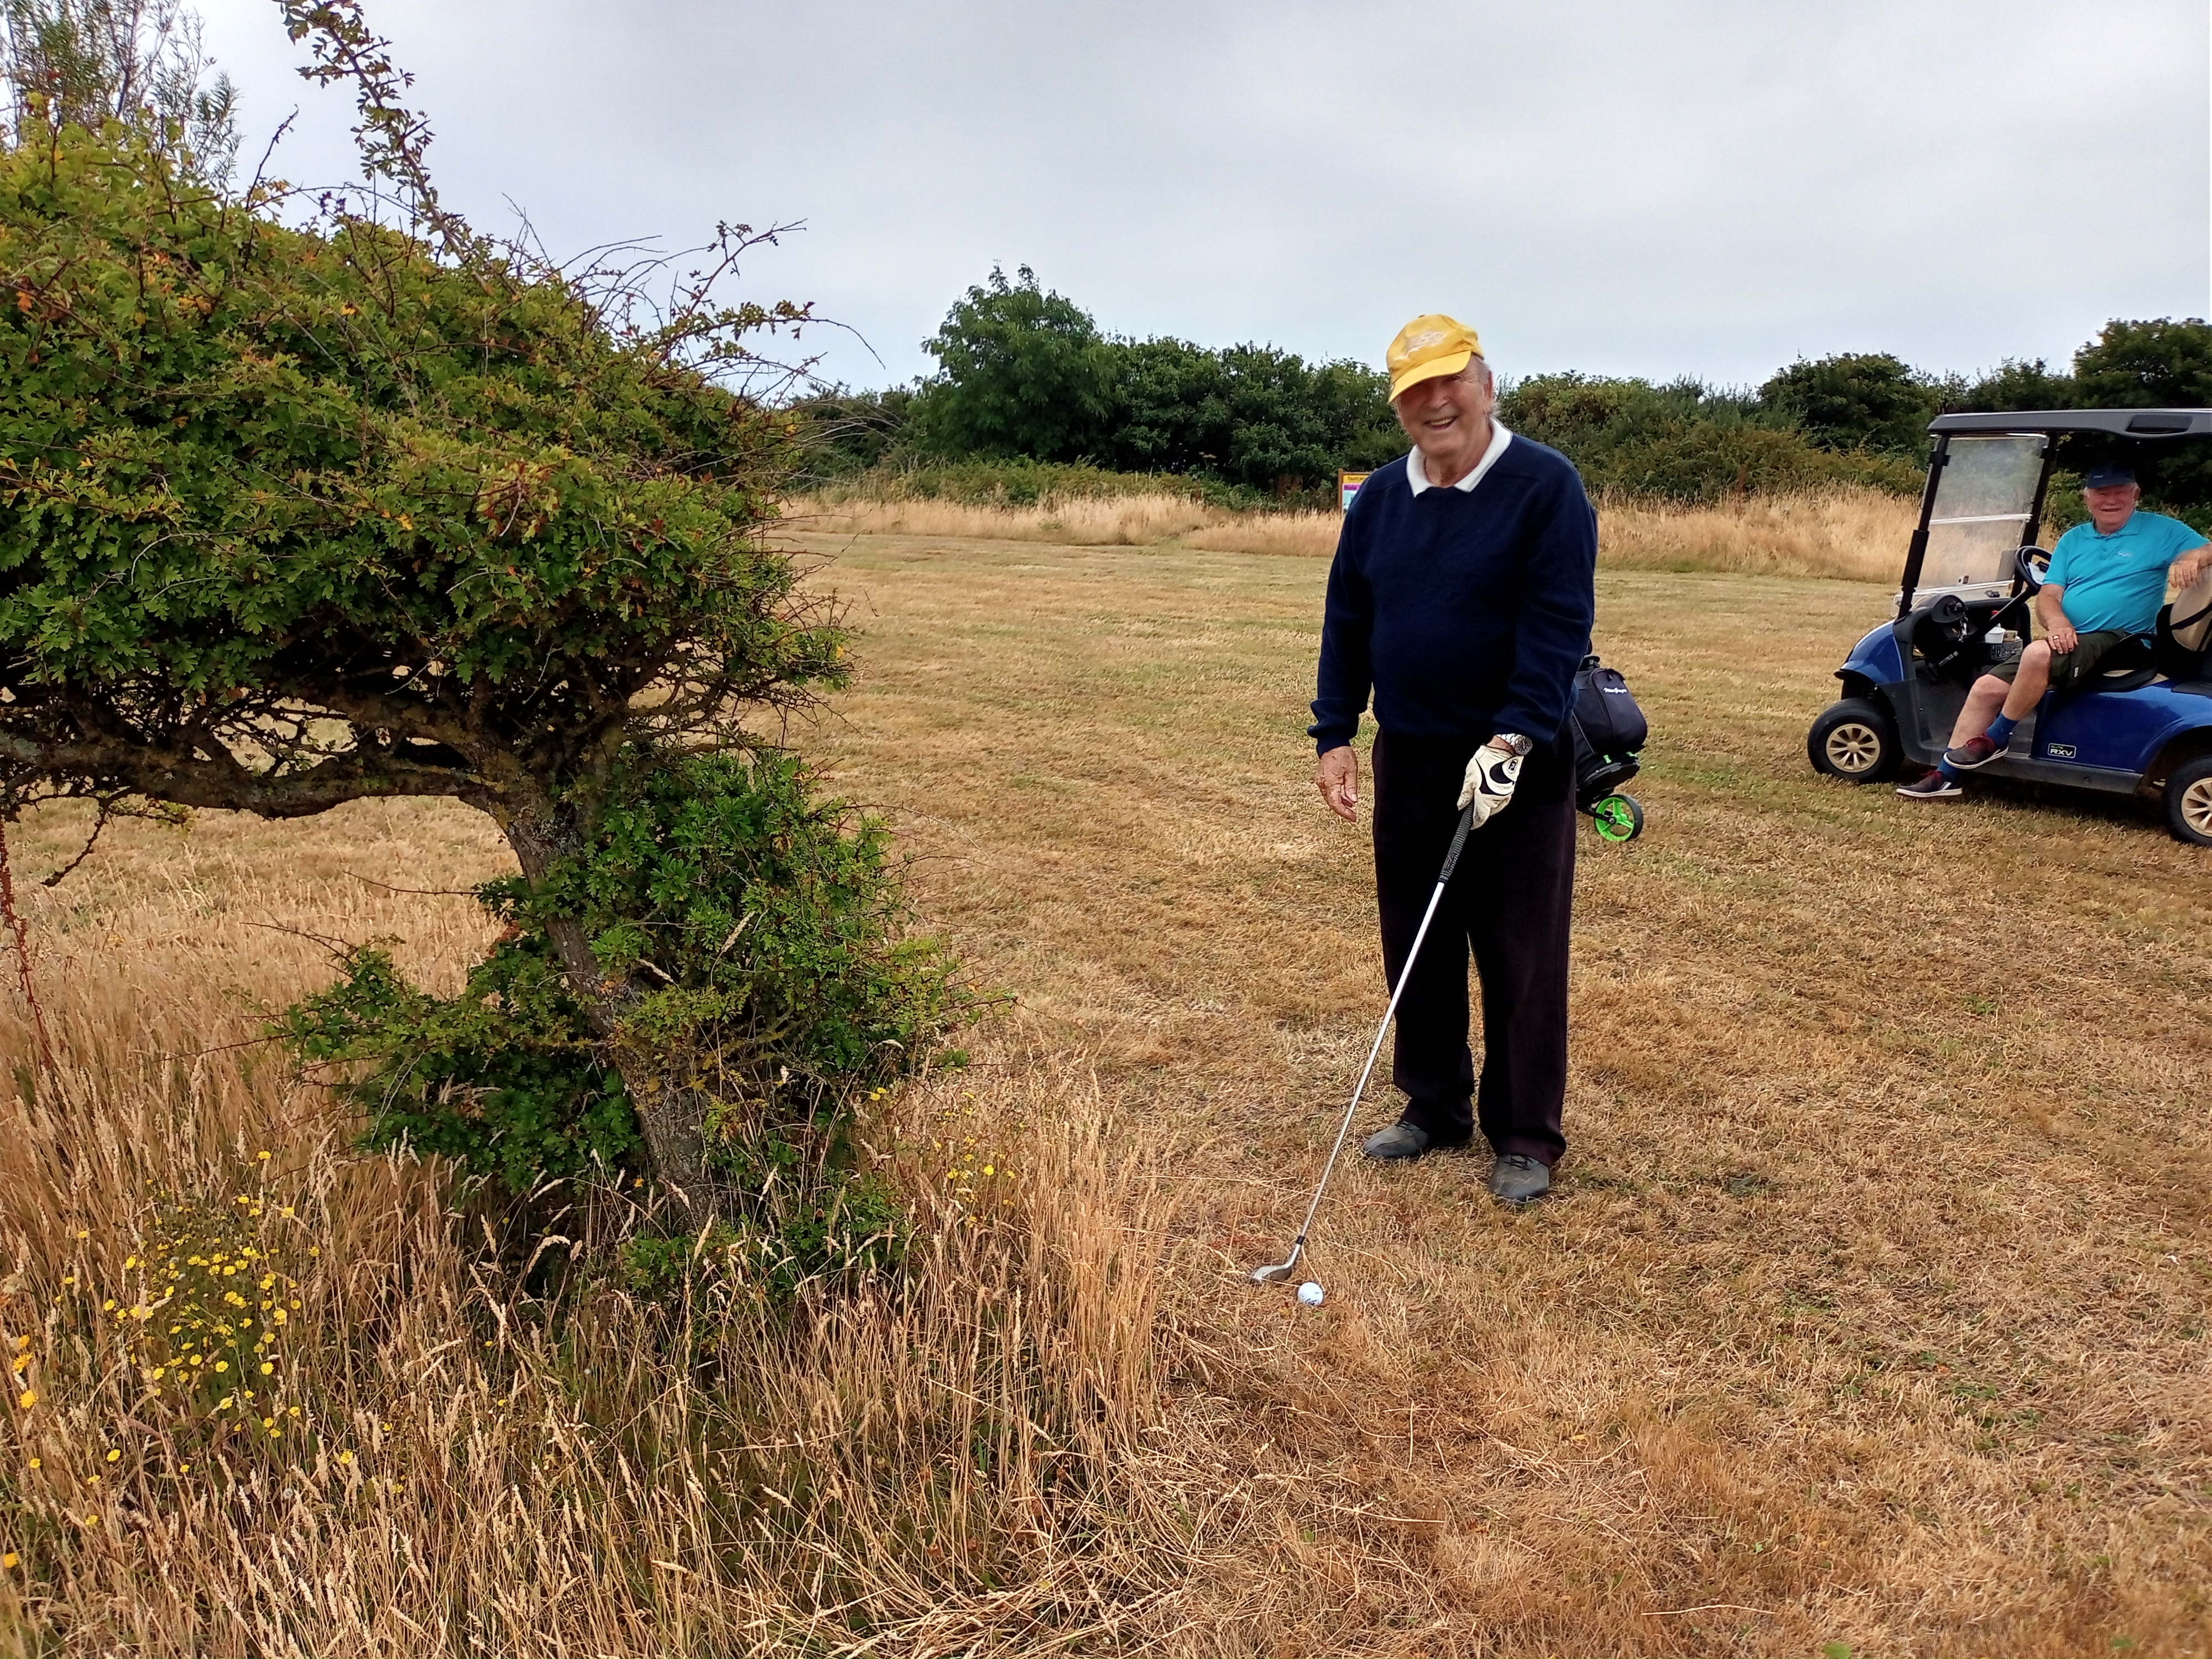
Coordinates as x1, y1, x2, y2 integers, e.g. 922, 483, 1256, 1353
1297, 1281, 1325, 1306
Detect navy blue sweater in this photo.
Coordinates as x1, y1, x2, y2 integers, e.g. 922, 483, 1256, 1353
1310, 436, 1597, 755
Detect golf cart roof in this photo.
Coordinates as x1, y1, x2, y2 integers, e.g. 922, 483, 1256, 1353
1927, 408, 2212, 438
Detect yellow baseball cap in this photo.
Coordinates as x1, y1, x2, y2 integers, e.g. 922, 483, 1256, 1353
1387, 314, 1483, 401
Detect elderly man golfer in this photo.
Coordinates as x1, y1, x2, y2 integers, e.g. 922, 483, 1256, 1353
1310, 316, 1597, 1204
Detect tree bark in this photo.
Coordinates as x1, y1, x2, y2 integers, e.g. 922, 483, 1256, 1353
498, 799, 717, 1216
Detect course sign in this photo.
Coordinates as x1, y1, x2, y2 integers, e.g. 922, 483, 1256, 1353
1338, 471, 1370, 513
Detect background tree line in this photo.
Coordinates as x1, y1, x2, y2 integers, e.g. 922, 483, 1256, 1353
799, 266, 2212, 509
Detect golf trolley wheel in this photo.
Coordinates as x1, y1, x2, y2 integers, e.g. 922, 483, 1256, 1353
1590, 793, 1644, 842
1807, 697, 1900, 784
2166, 755, 2212, 847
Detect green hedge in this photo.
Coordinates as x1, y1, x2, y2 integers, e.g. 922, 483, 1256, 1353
802, 457, 1300, 513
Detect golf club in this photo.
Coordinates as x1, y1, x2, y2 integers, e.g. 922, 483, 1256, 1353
1250, 800, 1478, 1286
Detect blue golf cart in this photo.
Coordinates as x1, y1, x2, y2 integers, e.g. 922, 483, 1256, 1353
1806, 408, 2212, 845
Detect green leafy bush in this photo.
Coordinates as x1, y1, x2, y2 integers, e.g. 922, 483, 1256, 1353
1759, 352, 1941, 457
808, 456, 1284, 513
278, 937, 640, 1194
1500, 373, 1922, 501
901, 267, 1400, 495
279, 748, 959, 1198
614, 1172, 904, 1306
911, 264, 1118, 465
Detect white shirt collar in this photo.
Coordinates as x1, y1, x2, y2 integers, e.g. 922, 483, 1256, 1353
1406, 420, 1513, 496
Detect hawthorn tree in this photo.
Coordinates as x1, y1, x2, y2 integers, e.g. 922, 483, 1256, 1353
0, 3, 954, 1213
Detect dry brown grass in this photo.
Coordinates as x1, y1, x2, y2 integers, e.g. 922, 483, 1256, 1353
3, 524, 2209, 1656
0, 807, 1193, 1654
790, 482, 1919, 580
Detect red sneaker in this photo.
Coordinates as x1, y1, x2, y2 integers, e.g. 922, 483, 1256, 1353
1943, 734, 2003, 770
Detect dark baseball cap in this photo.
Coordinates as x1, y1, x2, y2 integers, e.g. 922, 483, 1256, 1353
2083, 461, 2138, 489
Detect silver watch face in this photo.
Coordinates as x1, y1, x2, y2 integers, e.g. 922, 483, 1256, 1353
1498, 733, 1533, 757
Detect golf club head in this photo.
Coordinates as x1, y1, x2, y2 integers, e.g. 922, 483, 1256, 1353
1248, 1250, 1300, 1285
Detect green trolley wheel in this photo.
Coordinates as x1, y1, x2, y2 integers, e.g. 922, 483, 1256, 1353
1590, 793, 1644, 843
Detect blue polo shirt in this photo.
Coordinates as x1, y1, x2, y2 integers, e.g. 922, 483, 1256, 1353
2044, 510, 2205, 635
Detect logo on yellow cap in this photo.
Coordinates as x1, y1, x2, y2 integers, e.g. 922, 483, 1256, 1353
1387, 315, 1483, 402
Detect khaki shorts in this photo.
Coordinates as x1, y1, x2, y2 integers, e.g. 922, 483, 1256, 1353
1989, 629, 2137, 690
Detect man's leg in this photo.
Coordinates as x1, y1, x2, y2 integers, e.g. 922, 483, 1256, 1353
1947, 673, 2013, 749
1460, 734, 1574, 1169
1369, 730, 1476, 1147
1935, 644, 2051, 777
1999, 642, 2054, 718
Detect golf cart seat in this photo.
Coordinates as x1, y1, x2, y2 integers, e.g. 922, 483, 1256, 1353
2064, 633, 2160, 696
2156, 568, 2212, 681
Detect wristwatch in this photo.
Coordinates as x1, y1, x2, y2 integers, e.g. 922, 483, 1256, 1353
1492, 732, 1534, 758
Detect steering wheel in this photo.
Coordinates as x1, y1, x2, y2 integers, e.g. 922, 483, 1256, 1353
2014, 545, 2051, 593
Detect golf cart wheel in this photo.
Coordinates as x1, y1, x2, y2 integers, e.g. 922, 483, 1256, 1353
1808, 697, 1900, 784
1590, 793, 1644, 842
2165, 755, 2212, 846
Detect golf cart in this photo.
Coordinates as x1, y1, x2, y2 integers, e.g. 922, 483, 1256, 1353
1806, 408, 2212, 845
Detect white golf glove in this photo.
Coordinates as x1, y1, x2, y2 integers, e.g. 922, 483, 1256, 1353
1456, 740, 1524, 827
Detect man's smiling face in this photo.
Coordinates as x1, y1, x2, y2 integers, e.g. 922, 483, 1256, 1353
1393, 361, 1496, 457
2085, 482, 2140, 534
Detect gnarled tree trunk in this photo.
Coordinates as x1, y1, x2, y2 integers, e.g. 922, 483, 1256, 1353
499, 799, 716, 1215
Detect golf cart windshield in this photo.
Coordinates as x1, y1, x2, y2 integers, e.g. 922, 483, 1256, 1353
1917, 434, 2047, 593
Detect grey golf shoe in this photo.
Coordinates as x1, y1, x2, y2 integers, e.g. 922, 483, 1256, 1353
1360, 1121, 1432, 1161
1489, 1153, 1552, 1204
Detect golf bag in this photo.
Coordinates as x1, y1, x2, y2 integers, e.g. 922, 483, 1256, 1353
1567, 653, 1647, 813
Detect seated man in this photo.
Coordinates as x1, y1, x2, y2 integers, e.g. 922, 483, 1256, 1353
1900, 461, 2212, 800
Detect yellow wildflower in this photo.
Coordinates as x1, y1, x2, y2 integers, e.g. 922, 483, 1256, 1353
2, 1551, 15, 1568
105, 1449, 119, 1463
16, 1389, 33, 1410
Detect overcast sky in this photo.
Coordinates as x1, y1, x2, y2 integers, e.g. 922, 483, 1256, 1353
195, 0, 2209, 394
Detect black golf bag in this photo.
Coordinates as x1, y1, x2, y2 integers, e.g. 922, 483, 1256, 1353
1567, 654, 1648, 836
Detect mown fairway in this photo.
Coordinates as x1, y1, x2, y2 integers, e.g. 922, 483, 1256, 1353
3, 528, 2205, 1656
792, 528, 2211, 1656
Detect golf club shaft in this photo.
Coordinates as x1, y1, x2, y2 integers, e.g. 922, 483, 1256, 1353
1280, 804, 1477, 1260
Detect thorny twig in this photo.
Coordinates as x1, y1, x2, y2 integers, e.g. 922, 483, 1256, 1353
0, 815, 56, 1073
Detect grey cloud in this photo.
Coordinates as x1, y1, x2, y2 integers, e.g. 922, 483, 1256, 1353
197, 0, 2206, 390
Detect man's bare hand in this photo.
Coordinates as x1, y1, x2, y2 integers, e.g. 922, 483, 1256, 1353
2174, 547, 2212, 591
1317, 745, 1359, 822
2047, 619, 2079, 654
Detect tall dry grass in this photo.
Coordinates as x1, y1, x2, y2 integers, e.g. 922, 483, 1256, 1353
0, 804, 1197, 1656
788, 483, 1918, 580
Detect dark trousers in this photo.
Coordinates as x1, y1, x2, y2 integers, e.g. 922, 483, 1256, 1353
1371, 728, 1575, 1166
